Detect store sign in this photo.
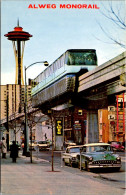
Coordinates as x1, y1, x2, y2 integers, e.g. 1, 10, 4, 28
108, 114, 115, 120
118, 98, 123, 102
74, 121, 81, 130
108, 106, 115, 111
56, 120, 63, 136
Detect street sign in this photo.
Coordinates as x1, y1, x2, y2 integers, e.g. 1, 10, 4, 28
74, 121, 81, 130
118, 98, 123, 102
56, 120, 63, 136
108, 106, 115, 111
108, 114, 115, 120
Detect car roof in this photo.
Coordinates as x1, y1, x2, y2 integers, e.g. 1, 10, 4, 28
67, 145, 84, 149
84, 143, 110, 147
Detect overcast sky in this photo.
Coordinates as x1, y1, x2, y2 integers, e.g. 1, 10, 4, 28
1, 0, 125, 85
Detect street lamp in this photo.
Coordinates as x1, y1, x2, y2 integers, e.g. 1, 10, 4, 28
24, 61, 49, 157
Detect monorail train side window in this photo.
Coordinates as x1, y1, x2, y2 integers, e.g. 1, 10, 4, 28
61, 54, 65, 67
52, 63, 55, 73
56, 61, 59, 70
41, 72, 44, 81
40, 72, 44, 82
47, 67, 51, 77
54, 61, 57, 72
58, 55, 64, 68
65, 53, 69, 64
58, 58, 61, 69
50, 65, 53, 75
38, 75, 40, 82
47, 67, 51, 76
44, 70, 47, 78
53, 61, 57, 72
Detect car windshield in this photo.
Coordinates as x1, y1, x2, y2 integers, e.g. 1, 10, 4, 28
69, 147, 80, 153
67, 140, 74, 143
66, 51, 97, 65
112, 142, 120, 145
87, 145, 111, 152
38, 141, 47, 144
29, 140, 35, 143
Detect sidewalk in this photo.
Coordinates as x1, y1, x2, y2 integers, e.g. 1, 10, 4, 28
1, 151, 125, 195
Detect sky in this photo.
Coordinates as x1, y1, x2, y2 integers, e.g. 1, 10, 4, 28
1, 0, 126, 85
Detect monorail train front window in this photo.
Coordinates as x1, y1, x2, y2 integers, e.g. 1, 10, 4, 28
66, 51, 97, 65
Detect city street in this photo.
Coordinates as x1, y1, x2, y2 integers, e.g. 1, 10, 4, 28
31, 149, 126, 193
1, 149, 126, 195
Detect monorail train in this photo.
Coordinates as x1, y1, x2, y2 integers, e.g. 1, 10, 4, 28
32, 49, 97, 107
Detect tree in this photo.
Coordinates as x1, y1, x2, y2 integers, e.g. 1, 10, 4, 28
97, 1, 126, 49
27, 101, 49, 163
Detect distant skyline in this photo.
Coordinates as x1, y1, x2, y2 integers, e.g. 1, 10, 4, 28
1, 0, 125, 85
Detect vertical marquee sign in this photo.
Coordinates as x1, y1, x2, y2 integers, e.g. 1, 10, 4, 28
56, 119, 63, 136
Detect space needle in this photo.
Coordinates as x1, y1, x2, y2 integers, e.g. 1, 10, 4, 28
4, 20, 32, 85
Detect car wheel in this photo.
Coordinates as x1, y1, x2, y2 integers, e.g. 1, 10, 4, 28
115, 167, 120, 172
63, 159, 67, 166
78, 161, 83, 170
69, 159, 73, 167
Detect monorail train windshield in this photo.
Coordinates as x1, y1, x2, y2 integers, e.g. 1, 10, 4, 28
66, 50, 97, 65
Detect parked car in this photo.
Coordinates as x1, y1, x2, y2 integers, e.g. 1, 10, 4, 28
110, 141, 125, 152
46, 140, 52, 147
62, 145, 84, 167
122, 141, 126, 150
29, 140, 37, 150
64, 140, 76, 148
36, 141, 50, 151
77, 143, 121, 171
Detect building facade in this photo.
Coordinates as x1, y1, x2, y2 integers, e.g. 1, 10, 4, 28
0, 84, 31, 120
0, 84, 31, 142
98, 93, 126, 143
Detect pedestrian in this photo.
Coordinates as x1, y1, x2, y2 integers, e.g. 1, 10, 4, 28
1, 137, 7, 158
10, 141, 18, 163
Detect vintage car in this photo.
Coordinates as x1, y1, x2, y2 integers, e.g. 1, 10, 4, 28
36, 141, 50, 151
77, 143, 121, 171
29, 141, 37, 150
62, 145, 84, 167
110, 141, 125, 152
64, 140, 76, 148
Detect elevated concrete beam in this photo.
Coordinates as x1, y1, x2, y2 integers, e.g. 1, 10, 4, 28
78, 51, 126, 93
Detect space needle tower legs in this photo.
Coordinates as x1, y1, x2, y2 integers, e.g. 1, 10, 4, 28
5, 20, 32, 156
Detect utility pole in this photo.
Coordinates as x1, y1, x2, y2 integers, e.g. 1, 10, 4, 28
23, 61, 49, 158
6, 94, 9, 151
48, 109, 54, 171
51, 119, 54, 171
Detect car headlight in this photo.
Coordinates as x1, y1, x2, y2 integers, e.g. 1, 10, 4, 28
116, 156, 121, 161
89, 157, 93, 161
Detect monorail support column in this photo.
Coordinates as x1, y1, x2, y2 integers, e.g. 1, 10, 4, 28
86, 110, 99, 143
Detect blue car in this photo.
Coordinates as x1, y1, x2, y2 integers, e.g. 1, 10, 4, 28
77, 143, 121, 171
